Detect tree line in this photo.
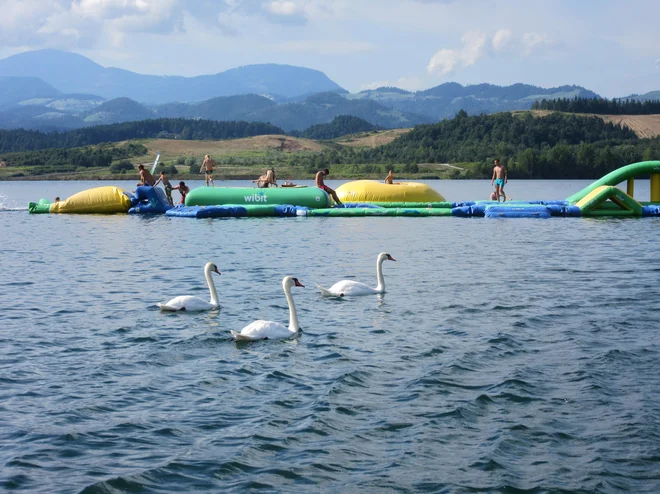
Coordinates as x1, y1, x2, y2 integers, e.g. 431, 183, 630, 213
0, 119, 284, 154
532, 97, 660, 115
290, 115, 382, 140
344, 111, 658, 179
1, 143, 148, 176
2, 111, 659, 180
0, 116, 384, 155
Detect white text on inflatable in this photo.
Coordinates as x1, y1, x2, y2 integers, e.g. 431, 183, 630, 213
243, 194, 268, 203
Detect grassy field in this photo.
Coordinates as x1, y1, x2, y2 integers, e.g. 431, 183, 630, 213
0, 130, 425, 181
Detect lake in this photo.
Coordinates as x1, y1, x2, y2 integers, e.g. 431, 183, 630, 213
1, 179, 659, 493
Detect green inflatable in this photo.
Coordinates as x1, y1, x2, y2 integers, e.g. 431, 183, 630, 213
566, 160, 660, 203
186, 186, 331, 208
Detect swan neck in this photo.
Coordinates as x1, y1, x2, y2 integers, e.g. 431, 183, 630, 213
205, 267, 219, 306
376, 257, 386, 291
284, 283, 299, 332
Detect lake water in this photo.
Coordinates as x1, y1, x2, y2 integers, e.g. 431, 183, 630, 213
1, 180, 659, 493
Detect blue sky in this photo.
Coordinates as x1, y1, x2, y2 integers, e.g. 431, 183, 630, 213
0, 0, 658, 97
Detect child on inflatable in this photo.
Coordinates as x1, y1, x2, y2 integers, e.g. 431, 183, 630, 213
200, 155, 216, 187
172, 181, 190, 204
154, 171, 174, 205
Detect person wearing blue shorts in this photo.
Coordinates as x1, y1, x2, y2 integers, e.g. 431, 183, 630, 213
490, 159, 508, 202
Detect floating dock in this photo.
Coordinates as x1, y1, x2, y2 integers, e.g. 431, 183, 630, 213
28, 161, 660, 218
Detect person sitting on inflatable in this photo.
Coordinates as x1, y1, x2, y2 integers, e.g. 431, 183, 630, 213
384, 170, 400, 185
315, 168, 343, 206
137, 164, 155, 186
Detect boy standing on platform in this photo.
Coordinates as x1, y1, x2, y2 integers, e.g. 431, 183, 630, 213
491, 159, 508, 202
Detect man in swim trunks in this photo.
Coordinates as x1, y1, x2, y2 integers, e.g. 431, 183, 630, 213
491, 159, 507, 202
154, 171, 174, 205
384, 169, 394, 184
172, 181, 190, 204
315, 168, 343, 206
200, 155, 216, 187
137, 164, 155, 186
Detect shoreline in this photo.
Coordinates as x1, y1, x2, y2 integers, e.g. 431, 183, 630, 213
0, 173, 452, 182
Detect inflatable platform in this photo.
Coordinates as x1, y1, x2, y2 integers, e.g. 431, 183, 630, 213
27, 161, 660, 219
185, 186, 331, 208
29, 186, 172, 214
336, 180, 445, 203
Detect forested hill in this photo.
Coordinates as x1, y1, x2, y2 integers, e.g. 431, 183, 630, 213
532, 97, 660, 115
0, 119, 284, 153
0, 114, 383, 154
292, 115, 382, 140
350, 111, 658, 179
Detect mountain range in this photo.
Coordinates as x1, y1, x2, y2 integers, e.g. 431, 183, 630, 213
0, 49, 656, 132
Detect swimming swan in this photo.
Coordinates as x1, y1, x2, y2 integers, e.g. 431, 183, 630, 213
157, 262, 221, 311
317, 252, 396, 297
231, 277, 304, 341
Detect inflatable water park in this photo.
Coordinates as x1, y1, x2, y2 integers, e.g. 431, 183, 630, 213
27, 161, 660, 219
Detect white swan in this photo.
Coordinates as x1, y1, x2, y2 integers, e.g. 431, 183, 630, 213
317, 252, 396, 297
231, 277, 304, 341
157, 262, 221, 311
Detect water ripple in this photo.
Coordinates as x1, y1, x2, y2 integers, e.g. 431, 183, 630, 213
1, 187, 659, 493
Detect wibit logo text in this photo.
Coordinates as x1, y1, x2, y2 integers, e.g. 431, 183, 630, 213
244, 194, 268, 203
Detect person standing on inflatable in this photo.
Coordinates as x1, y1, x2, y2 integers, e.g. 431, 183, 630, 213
154, 171, 174, 205
200, 155, 216, 187
491, 159, 507, 202
315, 168, 343, 206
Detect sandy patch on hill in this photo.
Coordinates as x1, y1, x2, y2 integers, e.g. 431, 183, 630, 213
335, 129, 411, 147
143, 135, 326, 158
526, 110, 660, 138
599, 115, 660, 139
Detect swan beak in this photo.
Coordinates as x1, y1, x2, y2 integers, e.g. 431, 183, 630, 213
214, 268, 221, 275
387, 255, 396, 261
294, 279, 305, 287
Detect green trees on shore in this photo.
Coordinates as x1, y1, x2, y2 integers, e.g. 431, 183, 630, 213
2, 143, 147, 176
344, 111, 659, 179
291, 115, 382, 140
0, 119, 284, 154
1, 111, 659, 180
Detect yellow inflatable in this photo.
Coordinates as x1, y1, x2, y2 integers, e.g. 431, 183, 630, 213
336, 180, 445, 203
50, 186, 132, 214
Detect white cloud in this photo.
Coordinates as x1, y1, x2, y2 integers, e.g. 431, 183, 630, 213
522, 31, 549, 55
0, 0, 240, 48
492, 28, 511, 51
263, 1, 300, 16
427, 48, 460, 75
460, 30, 486, 65
427, 30, 486, 76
